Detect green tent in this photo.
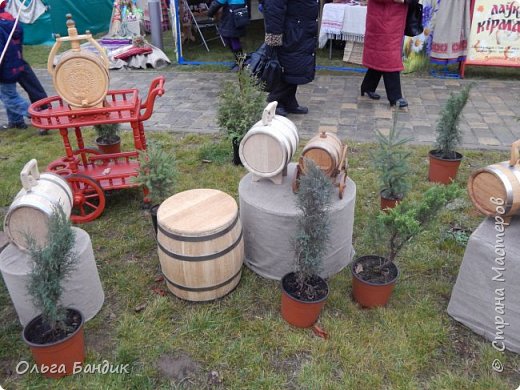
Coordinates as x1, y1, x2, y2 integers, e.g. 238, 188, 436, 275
22, 0, 113, 45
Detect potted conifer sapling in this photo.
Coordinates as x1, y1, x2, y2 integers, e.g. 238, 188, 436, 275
372, 112, 411, 210
281, 159, 333, 328
351, 184, 462, 308
22, 204, 84, 378
133, 140, 177, 235
217, 57, 266, 165
429, 84, 472, 184
94, 123, 121, 154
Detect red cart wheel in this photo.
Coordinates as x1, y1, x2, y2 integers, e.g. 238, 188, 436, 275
66, 174, 106, 223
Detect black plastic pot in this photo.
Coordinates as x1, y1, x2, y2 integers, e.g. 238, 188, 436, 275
150, 204, 160, 237
232, 138, 243, 166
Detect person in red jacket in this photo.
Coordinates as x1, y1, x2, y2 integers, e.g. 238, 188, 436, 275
360, 0, 418, 108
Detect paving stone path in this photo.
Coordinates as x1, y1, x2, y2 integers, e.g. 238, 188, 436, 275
2, 68, 519, 150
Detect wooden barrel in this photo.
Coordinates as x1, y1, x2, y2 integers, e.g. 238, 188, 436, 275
239, 102, 299, 179
157, 189, 244, 301
468, 161, 520, 217
54, 50, 109, 108
48, 15, 110, 109
301, 132, 344, 177
251, 114, 299, 157
4, 160, 73, 252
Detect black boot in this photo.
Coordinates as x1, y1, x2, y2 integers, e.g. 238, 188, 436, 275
232, 50, 244, 71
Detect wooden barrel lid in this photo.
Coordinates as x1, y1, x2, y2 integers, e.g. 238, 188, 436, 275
468, 165, 510, 215
157, 189, 238, 237
54, 51, 109, 108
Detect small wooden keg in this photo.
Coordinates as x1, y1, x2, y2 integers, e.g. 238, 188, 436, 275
300, 131, 346, 177
239, 102, 299, 184
157, 189, 244, 301
48, 14, 109, 109
468, 141, 520, 217
4, 160, 73, 252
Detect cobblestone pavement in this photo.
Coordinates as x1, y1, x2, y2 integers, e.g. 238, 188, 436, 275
2, 68, 519, 150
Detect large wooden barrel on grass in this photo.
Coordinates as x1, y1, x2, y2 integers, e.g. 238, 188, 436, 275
4, 160, 73, 252
467, 141, 520, 218
300, 132, 345, 177
239, 102, 299, 180
157, 189, 244, 301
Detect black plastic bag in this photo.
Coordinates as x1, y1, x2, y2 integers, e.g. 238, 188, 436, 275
247, 43, 283, 92
405, 2, 423, 37
231, 7, 250, 28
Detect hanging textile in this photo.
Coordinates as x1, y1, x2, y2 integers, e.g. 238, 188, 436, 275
6, 0, 47, 24
429, 0, 471, 64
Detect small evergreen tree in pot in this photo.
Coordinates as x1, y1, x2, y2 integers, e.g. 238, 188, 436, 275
217, 57, 266, 164
372, 112, 411, 208
133, 140, 177, 233
429, 84, 473, 183
22, 204, 84, 378
94, 123, 121, 153
351, 184, 463, 308
281, 159, 333, 327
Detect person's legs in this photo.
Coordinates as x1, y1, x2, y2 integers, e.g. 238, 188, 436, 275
18, 64, 50, 134
223, 37, 243, 69
18, 63, 48, 103
382, 71, 407, 107
0, 82, 29, 128
361, 68, 382, 99
267, 80, 299, 116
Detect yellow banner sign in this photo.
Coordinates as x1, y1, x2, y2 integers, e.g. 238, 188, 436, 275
466, 0, 520, 67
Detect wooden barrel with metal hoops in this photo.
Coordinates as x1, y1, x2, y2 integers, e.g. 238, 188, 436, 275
239, 102, 299, 183
156, 189, 244, 301
4, 160, 73, 252
300, 131, 345, 177
467, 140, 520, 218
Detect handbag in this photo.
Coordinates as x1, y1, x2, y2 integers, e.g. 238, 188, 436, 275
247, 43, 283, 92
230, 6, 250, 28
404, 2, 423, 37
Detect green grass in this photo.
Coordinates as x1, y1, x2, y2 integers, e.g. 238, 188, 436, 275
1, 127, 520, 389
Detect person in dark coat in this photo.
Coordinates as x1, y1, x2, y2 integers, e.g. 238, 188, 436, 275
207, 0, 248, 68
0, 2, 29, 130
263, 0, 319, 116
0, 1, 49, 134
361, 0, 418, 108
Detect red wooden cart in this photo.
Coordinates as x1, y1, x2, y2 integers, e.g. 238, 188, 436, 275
28, 76, 165, 224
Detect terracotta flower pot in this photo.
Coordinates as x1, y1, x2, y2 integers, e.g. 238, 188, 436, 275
380, 191, 402, 211
428, 150, 463, 184
351, 256, 399, 308
22, 308, 85, 378
95, 136, 121, 154
280, 272, 329, 328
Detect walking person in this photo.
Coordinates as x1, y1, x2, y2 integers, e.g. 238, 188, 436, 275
263, 0, 319, 117
361, 0, 418, 108
207, 0, 248, 70
0, 1, 49, 134
0, 0, 29, 129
